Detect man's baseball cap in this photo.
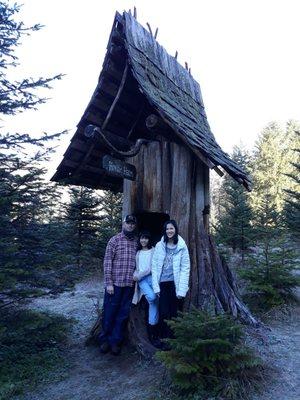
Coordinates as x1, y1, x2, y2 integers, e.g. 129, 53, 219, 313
123, 214, 137, 224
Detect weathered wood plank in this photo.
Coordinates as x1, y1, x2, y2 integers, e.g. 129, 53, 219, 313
125, 10, 251, 188
161, 139, 172, 214
195, 159, 206, 224
169, 143, 192, 242
203, 167, 210, 232
142, 141, 162, 212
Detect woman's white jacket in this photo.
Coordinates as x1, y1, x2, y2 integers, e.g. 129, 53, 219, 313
152, 235, 190, 297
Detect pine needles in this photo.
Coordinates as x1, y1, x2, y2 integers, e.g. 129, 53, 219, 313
156, 309, 264, 399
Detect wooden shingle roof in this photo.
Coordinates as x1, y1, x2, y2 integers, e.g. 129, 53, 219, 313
124, 12, 251, 190
51, 11, 251, 191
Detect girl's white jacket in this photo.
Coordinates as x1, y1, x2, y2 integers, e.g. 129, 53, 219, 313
151, 235, 190, 297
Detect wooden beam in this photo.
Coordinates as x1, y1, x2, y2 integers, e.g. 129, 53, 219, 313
68, 138, 111, 165
126, 100, 145, 139
213, 165, 224, 177
108, 43, 126, 64
84, 124, 152, 158
59, 175, 122, 192
145, 114, 164, 131
83, 111, 129, 138
102, 63, 129, 131
69, 138, 90, 153
145, 113, 216, 170
97, 80, 141, 113
110, 29, 124, 46
102, 59, 123, 82
61, 157, 104, 174
84, 124, 133, 150
95, 90, 139, 115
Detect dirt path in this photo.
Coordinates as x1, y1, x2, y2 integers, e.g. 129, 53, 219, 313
16, 274, 162, 400
251, 300, 300, 400
15, 275, 299, 400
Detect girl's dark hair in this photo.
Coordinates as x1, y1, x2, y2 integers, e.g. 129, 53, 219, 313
137, 230, 153, 250
163, 220, 179, 244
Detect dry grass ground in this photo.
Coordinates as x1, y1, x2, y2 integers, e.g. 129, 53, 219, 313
14, 274, 299, 400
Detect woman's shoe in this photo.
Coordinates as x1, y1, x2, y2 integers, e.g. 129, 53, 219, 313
148, 324, 164, 349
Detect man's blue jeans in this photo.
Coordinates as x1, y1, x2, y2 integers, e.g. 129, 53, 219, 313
99, 285, 134, 346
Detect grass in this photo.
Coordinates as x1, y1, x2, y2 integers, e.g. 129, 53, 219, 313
0, 308, 72, 400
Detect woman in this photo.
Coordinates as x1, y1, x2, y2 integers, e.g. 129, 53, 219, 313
132, 231, 160, 347
152, 220, 190, 340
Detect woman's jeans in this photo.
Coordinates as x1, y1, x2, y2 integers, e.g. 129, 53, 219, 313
138, 275, 159, 325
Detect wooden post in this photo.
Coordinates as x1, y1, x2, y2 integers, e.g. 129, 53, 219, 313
203, 167, 210, 233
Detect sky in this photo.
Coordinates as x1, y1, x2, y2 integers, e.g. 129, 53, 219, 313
3, 0, 300, 178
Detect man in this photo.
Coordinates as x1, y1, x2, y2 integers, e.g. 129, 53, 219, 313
99, 214, 138, 355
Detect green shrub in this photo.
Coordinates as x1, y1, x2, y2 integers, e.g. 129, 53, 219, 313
240, 241, 299, 310
0, 309, 72, 400
156, 309, 262, 399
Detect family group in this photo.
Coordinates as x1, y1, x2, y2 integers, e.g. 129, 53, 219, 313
98, 214, 190, 355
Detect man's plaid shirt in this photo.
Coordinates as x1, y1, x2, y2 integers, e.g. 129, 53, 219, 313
103, 232, 138, 287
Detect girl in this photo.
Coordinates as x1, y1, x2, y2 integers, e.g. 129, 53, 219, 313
152, 220, 190, 340
132, 231, 160, 347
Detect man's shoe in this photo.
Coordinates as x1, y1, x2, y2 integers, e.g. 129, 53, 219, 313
111, 344, 121, 356
100, 342, 110, 354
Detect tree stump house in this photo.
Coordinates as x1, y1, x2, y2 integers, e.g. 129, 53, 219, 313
52, 10, 256, 355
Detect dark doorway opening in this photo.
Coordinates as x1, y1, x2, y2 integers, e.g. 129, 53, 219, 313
135, 212, 170, 246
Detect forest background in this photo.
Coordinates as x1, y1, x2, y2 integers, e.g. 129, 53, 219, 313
0, 1, 299, 399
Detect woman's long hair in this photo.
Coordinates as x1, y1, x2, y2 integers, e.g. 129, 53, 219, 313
137, 230, 153, 251
163, 220, 179, 244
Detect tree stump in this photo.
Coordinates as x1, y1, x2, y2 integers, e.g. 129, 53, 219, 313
89, 140, 257, 356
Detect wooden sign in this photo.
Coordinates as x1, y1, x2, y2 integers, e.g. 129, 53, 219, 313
102, 155, 136, 181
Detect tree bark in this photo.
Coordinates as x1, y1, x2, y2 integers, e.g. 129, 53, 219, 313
89, 139, 257, 356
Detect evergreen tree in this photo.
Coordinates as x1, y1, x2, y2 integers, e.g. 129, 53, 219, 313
0, 1, 62, 117
240, 191, 299, 310
0, 0, 65, 307
250, 121, 300, 219
64, 187, 104, 268
157, 309, 261, 399
98, 190, 122, 257
239, 123, 300, 310
283, 130, 300, 238
240, 236, 299, 310
210, 172, 223, 235
215, 145, 254, 255
0, 154, 72, 305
